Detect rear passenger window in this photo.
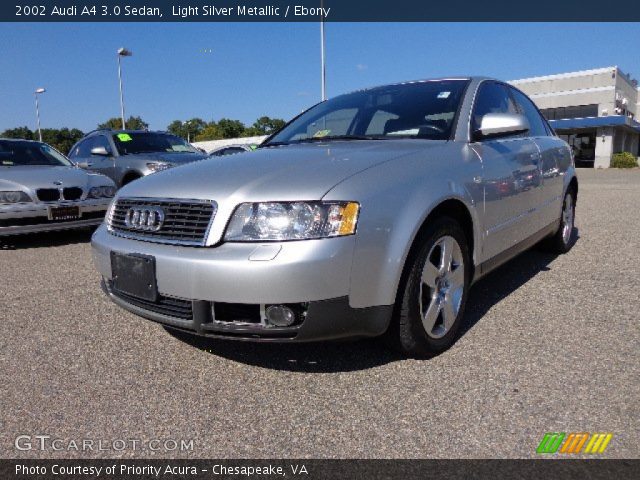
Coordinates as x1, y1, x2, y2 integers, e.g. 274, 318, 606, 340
510, 88, 548, 137
471, 82, 518, 135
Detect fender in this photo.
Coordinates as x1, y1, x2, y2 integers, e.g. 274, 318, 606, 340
324, 145, 483, 309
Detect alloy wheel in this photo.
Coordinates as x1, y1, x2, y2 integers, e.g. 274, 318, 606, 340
418, 235, 465, 339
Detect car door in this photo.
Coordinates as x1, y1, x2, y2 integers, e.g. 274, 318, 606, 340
510, 86, 570, 229
71, 136, 115, 180
469, 81, 543, 261
87, 135, 116, 180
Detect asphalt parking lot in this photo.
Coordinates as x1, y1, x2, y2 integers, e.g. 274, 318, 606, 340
1, 169, 638, 459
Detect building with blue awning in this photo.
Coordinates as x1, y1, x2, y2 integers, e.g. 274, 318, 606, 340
510, 67, 640, 168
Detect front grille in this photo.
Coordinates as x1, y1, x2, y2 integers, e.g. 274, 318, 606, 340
37, 189, 60, 202
108, 198, 216, 246
63, 187, 83, 200
109, 282, 194, 320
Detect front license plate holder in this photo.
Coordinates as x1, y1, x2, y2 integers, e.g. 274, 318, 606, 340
48, 205, 81, 221
111, 252, 158, 302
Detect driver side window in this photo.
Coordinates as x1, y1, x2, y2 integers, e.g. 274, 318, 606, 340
471, 82, 518, 136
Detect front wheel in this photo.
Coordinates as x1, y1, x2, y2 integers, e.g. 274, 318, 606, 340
389, 217, 471, 357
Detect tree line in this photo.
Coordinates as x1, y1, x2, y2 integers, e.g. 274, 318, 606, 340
0, 115, 286, 154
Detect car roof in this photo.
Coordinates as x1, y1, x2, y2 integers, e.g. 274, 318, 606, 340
0, 137, 42, 143
84, 129, 169, 137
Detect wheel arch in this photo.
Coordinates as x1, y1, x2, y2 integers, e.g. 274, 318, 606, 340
393, 197, 478, 306
120, 170, 143, 186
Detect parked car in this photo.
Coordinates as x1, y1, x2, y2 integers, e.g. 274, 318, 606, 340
208, 144, 256, 157
0, 138, 115, 236
92, 77, 577, 356
69, 129, 209, 187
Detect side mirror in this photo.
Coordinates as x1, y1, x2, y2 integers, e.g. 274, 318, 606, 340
473, 113, 529, 141
90, 146, 111, 156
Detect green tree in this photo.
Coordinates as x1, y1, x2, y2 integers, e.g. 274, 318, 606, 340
216, 118, 246, 139
1, 126, 83, 154
247, 116, 286, 136
1, 126, 35, 140
98, 116, 149, 130
167, 118, 206, 141
41, 128, 84, 155
195, 122, 222, 141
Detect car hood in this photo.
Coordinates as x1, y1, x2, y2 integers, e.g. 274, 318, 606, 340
122, 151, 209, 164
0, 165, 111, 191
118, 140, 446, 202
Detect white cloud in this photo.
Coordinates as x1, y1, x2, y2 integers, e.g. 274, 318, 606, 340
356, 64, 368, 71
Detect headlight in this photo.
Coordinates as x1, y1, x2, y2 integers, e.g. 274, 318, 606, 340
146, 162, 172, 172
0, 191, 32, 204
88, 186, 116, 198
224, 201, 360, 241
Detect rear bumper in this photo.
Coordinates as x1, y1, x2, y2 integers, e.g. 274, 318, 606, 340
101, 279, 392, 342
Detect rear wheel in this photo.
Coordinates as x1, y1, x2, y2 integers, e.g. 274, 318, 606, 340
544, 188, 576, 254
389, 218, 470, 357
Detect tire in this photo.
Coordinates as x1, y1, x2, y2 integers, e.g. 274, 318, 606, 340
544, 188, 576, 254
387, 217, 471, 358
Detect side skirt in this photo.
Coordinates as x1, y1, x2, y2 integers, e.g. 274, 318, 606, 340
472, 219, 560, 284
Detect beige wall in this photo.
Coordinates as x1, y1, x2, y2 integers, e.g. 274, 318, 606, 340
510, 66, 639, 118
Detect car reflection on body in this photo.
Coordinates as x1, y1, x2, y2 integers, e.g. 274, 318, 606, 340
0, 139, 115, 236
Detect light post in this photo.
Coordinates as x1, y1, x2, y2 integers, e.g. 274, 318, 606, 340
320, 1, 326, 101
117, 47, 133, 130
34, 88, 46, 142
183, 120, 192, 143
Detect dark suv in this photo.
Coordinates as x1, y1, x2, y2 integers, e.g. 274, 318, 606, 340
69, 129, 208, 187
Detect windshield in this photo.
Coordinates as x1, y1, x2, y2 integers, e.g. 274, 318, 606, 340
266, 79, 469, 145
0, 140, 73, 167
112, 132, 199, 155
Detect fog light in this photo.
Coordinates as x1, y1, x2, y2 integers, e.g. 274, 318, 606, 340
265, 305, 296, 327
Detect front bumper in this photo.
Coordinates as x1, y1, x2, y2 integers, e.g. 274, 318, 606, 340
92, 225, 392, 342
101, 279, 391, 342
0, 199, 111, 236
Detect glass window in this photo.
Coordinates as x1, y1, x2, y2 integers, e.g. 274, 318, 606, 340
510, 88, 548, 137
471, 82, 518, 134
92, 135, 112, 153
266, 80, 469, 145
0, 140, 73, 167
112, 132, 199, 155
70, 138, 93, 158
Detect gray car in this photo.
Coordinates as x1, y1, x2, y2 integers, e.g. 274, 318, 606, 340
92, 77, 577, 356
70, 129, 209, 187
1, 139, 115, 236
208, 144, 256, 157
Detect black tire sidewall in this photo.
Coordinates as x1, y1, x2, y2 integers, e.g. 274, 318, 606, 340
397, 217, 471, 357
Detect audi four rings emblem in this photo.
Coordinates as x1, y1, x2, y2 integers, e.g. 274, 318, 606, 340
124, 206, 165, 231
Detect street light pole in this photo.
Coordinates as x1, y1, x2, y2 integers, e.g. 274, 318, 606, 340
183, 120, 191, 143
34, 88, 46, 142
320, 2, 326, 101
117, 48, 133, 130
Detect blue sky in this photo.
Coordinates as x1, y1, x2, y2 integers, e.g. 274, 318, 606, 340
2, 22, 639, 132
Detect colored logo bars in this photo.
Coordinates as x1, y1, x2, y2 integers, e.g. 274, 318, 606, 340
537, 433, 613, 454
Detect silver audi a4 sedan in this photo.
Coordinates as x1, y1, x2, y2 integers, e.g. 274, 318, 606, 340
92, 77, 577, 356
1, 139, 116, 236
